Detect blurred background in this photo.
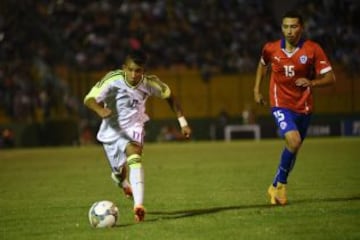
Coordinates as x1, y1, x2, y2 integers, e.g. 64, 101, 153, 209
0, 0, 359, 147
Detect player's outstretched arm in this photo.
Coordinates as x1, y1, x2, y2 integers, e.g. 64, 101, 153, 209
166, 94, 192, 139
254, 59, 268, 105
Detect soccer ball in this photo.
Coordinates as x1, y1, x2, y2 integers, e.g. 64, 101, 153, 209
88, 200, 119, 228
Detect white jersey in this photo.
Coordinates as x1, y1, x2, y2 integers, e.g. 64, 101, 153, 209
84, 70, 171, 143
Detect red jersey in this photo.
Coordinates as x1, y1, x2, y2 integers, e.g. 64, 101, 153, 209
261, 38, 332, 114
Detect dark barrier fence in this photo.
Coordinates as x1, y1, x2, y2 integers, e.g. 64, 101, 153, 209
1, 114, 359, 148
0, 119, 79, 148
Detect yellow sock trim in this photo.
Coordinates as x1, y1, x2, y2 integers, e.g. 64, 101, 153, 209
127, 154, 142, 168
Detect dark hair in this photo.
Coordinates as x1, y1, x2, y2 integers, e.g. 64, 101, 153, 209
126, 49, 148, 66
282, 10, 304, 26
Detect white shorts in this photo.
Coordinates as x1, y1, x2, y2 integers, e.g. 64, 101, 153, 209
102, 125, 145, 172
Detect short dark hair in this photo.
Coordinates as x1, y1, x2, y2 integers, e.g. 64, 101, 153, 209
126, 49, 148, 66
282, 10, 304, 26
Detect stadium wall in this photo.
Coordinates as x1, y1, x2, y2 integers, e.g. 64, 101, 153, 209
1, 66, 359, 148
57, 64, 360, 120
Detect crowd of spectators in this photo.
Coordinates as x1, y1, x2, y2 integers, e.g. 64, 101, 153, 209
0, 0, 359, 124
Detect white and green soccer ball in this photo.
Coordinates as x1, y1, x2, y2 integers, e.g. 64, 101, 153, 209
88, 200, 119, 228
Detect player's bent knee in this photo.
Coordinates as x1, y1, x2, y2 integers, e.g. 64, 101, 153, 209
289, 139, 302, 151
127, 154, 142, 168
286, 134, 302, 152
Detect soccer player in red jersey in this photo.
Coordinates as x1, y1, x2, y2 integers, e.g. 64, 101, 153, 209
253, 11, 336, 205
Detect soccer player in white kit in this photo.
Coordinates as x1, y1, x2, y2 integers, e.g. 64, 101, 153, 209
84, 50, 192, 222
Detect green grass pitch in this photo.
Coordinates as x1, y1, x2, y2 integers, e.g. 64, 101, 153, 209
0, 137, 359, 240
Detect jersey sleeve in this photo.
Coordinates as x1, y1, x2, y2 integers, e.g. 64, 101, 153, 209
84, 84, 109, 103
84, 71, 119, 103
260, 42, 272, 66
146, 75, 171, 99
313, 43, 332, 75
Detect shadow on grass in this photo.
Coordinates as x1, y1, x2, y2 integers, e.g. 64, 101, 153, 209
117, 195, 360, 227
290, 195, 360, 204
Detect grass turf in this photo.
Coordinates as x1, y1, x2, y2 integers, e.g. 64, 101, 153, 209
0, 137, 359, 240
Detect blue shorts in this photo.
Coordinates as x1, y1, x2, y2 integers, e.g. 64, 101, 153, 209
271, 107, 312, 140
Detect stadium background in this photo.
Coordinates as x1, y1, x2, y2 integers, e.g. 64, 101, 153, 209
0, 0, 359, 147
